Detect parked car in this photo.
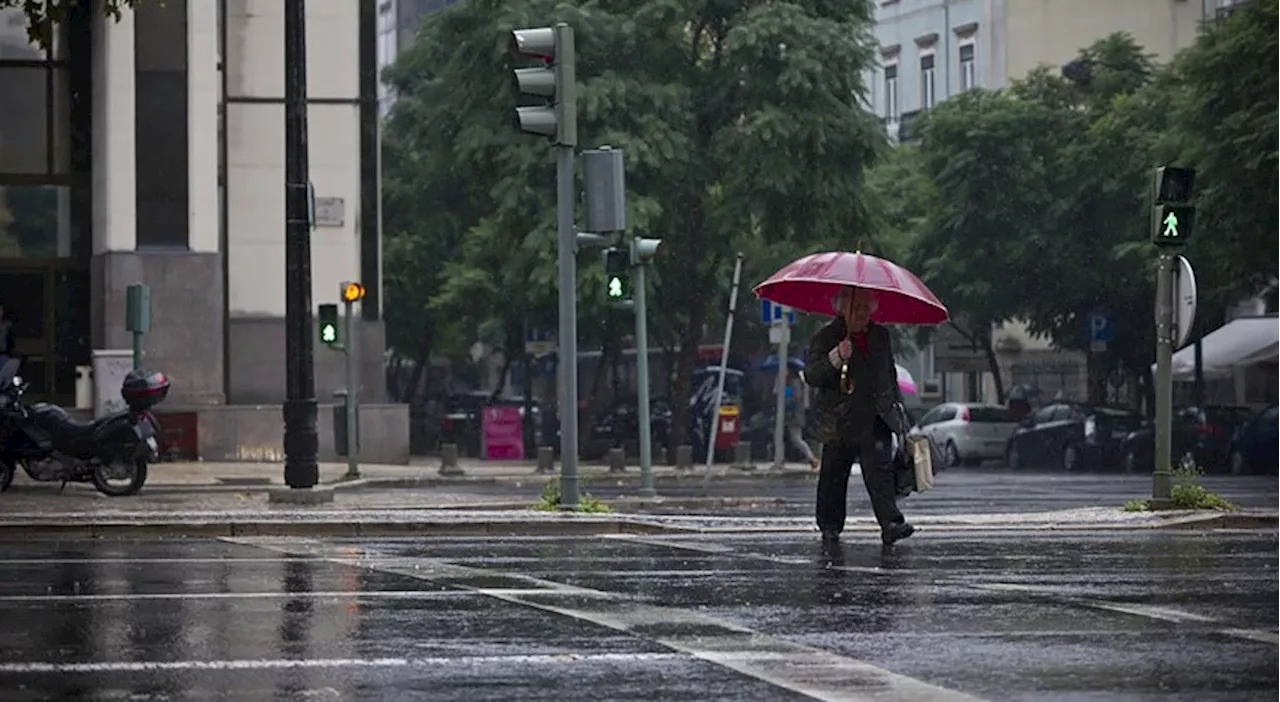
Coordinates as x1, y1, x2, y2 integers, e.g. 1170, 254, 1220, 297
1227, 403, 1278, 475
909, 403, 1017, 467
1119, 405, 1252, 473
1005, 403, 1145, 471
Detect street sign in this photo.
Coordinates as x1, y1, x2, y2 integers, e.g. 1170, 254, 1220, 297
1173, 255, 1197, 349
760, 300, 796, 326
1087, 313, 1115, 343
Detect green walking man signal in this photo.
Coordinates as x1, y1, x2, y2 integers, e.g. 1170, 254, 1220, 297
603, 247, 629, 299
318, 304, 340, 347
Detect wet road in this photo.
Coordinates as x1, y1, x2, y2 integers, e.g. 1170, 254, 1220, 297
449, 470, 1279, 516
0, 530, 1275, 701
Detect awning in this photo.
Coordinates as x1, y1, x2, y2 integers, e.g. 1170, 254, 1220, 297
1164, 316, 1279, 381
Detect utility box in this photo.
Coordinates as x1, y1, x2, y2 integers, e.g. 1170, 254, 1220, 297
125, 284, 152, 333
581, 146, 626, 233
332, 400, 360, 457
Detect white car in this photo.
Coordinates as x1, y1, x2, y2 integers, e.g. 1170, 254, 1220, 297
909, 402, 1017, 467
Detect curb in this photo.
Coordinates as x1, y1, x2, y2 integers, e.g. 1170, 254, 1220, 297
0, 510, 1271, 539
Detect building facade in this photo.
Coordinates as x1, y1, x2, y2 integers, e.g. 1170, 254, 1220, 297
0, 0, 407, 463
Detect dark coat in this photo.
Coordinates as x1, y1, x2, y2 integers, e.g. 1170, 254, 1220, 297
805, 318, 907, 445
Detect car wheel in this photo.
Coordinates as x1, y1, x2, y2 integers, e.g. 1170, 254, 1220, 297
1006, 444, 1021, 470
944, 441, 962, 468
1062, 444, 1078, 472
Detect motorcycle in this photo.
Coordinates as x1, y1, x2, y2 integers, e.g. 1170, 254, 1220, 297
0, 359, 168, 497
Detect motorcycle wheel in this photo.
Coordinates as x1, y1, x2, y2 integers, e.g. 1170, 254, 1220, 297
92, 457, 148, 497
0, 459, 13, 493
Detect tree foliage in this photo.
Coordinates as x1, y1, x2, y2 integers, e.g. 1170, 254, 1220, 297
0, 0, 134, 48
881, 10, 1277, 404
382, 0, 888, 446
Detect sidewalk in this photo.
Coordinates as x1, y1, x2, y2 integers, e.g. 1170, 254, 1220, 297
8, 457, 820, 490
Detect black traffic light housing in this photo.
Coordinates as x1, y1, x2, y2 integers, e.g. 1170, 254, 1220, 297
318, 303, 340, 347
1151, 166, 1196, 247
603, 246, 629, 300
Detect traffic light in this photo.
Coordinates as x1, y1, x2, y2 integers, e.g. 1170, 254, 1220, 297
509, 24, 576, 146
1151, 166, 1196, 246
603, 247, 629, 300
341, 281, 365, 304
318, 304, 340, 347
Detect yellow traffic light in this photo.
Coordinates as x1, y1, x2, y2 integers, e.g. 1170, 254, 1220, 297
341, 281, 366, 303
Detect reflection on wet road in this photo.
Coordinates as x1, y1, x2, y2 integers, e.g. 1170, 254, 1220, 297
0, 530, 1275, 700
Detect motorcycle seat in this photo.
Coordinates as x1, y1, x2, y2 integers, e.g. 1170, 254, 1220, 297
30, 403, 98, 436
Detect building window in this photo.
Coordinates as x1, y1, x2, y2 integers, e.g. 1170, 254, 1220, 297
959, 42, 976, 92
920, 52, 936, 110
883, 63, 898, 122
134, 0, 190, 250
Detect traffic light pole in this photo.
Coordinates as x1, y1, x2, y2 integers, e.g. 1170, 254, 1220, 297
555, 143, 580, 510
343, 300, 360, 480
632, 250, 655, 498
771, 321, 790, 470
282, 0, 319, 489
1152, 252, 1174, 507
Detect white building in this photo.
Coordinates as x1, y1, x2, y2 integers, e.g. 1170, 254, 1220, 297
0, 0, 407, 463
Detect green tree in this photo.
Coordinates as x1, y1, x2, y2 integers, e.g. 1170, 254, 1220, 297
383, 0, 886, 454
1167, 0, 1278, 312
1, 0, 134, 47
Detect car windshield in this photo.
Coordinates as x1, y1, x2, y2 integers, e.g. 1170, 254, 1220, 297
968, 406, 1013, 423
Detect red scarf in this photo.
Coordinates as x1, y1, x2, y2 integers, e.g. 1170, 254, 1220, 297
850, 330, 869, 354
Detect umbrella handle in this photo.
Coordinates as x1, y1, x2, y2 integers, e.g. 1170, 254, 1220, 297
840, 361, 854, 395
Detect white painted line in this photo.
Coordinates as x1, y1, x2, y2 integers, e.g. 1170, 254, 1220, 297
0, 557, 326, 565
609, 534, 889, 574
968, 582, 1278, 645
0, 590, 473, 603
231, 537, 988, 702
0, 652, 686, 675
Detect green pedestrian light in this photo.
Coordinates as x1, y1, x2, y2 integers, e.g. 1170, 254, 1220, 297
318, 303, 340, 347
1151, 203, 1194, 246
607, 275, 626, 299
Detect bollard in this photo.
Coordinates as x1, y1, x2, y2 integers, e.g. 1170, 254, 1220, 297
607, 447, 626, 473
676, 445, 693, 471
732, 442, 755, 471
535, 446, 555, 474
438, 443, 465, 476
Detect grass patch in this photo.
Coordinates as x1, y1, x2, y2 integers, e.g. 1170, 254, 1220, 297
530, 478, 613, 513
1124, 457, 1240, 512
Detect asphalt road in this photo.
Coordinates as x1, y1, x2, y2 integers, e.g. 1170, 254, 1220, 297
443, 469, 1280, 516
0, 530, 1275, 701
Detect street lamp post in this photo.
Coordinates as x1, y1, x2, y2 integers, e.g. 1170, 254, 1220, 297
283, 0, 319, 488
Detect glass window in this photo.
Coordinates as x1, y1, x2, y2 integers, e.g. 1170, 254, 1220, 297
0, 7, 63, 61
0, 65, 48, 175
883, 63, 898, 121
959, 43, 976, 91
919, 53, 935, 110
0, 185, 75, 258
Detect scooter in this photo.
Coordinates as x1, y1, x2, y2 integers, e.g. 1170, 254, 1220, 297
0, 359, 168, 497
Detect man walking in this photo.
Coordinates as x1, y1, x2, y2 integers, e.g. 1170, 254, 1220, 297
804, 286, 914, 546
785, 367, 819, 470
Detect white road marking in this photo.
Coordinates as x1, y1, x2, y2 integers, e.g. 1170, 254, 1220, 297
0, 590, 473, 603
228, 537, 988, 702
956, 583, 1277, 644
0, 557, 327, 565
0, 652, 686, 674
611, 535, 1280, 646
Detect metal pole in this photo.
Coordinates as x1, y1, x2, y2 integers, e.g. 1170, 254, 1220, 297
131, 333, 143, 371
556, 144, 580, 509
282, 0, 318, 489
634, 256, 655, 497
771, 319, 789, 470
703, 253, 745, 490
1152, 252, 1174, 507
344, 302, 359, 479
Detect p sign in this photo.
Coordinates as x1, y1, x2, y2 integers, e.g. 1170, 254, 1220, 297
1088, 313, 1115, 343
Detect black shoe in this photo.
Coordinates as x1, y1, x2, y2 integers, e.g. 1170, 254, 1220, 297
820, 529, 841, 542
881, 522, 915, 546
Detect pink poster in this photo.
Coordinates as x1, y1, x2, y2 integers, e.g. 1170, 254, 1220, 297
482, 405, 525, 461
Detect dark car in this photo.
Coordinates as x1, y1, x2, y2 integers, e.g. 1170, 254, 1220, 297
1118, 405, 1252, 473
1005, 403, 1145, 471
1227, 403, 1278, 475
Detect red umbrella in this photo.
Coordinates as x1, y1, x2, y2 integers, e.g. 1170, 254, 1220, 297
754, 251, 949, 325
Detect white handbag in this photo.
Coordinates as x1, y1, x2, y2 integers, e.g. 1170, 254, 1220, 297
905, 435, 936, 492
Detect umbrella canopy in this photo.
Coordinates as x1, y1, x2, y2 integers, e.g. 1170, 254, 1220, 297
755, 355, 806, 372
754, 251, 948, 325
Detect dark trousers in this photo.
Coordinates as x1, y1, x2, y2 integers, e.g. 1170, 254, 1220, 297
816, 419, 904, 533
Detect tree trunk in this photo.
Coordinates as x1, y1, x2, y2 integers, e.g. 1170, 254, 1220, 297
669, 298, 707, 464
982, 338, 1006, 405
